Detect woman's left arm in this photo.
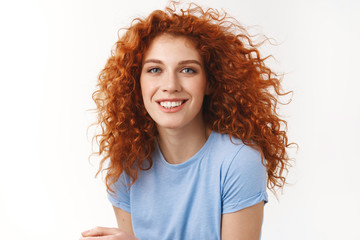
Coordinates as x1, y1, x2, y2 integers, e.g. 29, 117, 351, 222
221, 201, 265, 240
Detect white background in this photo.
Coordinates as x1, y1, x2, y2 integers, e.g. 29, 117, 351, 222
0, 0, 359, 239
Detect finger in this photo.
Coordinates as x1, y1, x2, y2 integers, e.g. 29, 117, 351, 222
81, 226, 120, 237
79, 236, 112, 240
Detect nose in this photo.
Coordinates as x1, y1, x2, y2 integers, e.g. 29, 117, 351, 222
161, 72, 182, 93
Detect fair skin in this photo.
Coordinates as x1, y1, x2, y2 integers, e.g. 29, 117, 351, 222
81, 34, 264, 240
140, 34, 211, 164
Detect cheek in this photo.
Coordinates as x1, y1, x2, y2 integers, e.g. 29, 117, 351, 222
140, 78, 155, 106
140, 78, 148, 98
189, 79, 207, 96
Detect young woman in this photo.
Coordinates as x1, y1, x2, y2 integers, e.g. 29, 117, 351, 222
81, 2, 292, 240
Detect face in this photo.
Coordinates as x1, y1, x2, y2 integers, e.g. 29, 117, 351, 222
140, 34, 209, 131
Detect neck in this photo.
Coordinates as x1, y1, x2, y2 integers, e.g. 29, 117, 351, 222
157, 120, 211, 165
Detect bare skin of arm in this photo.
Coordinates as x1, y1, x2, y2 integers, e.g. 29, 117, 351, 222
221, 201, 265, 240
112, 206, 135, 236
80, 207, 137, 240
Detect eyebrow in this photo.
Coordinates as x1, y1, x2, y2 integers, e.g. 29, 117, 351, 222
143, 59, 202, 66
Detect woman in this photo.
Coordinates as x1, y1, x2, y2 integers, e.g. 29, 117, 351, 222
81, 2, 292, 240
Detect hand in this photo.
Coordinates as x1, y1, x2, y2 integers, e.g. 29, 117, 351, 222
80, 226, 139, 240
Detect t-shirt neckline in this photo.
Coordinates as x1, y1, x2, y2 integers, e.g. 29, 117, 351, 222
155, 130, 215, 169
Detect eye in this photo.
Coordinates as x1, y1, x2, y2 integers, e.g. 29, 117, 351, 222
181, 68, 196, 74
147, 67, 161, 73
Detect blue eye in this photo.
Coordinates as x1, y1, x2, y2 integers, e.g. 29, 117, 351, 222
148, 68, 161, 73
182, 68, 196, 73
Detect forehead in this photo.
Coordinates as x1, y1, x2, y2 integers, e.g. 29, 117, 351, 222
143, 34, 202, 62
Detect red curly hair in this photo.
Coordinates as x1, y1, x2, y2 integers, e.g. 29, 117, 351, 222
93, 1, 293, 192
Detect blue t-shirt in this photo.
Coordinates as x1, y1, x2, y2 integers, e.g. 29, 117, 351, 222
108, 131, 268, 240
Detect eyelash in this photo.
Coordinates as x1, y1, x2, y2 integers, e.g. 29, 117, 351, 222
181, 68, 197, 74
146, 67, 197, 74
148, 68, 161, 73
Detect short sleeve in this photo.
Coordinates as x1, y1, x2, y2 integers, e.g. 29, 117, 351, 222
107, 172, 131, 213
221, 145, 268, 214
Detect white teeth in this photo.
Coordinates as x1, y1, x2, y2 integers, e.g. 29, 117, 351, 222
159, 101, 183, 109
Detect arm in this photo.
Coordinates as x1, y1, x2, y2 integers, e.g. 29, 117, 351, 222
80, 207, 137, 240
113, 206, 135, 236
221, 201, 264, 240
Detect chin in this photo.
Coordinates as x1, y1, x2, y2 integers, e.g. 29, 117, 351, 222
157, 124, 182, 130
156, 121, 185, 130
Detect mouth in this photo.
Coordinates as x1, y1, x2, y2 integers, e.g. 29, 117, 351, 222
157, 100, 187, 109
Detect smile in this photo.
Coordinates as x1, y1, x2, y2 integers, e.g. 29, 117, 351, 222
159, 101, 183, 109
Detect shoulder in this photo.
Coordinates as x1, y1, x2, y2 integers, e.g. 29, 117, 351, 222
215, 134, 268, 213
209, 132, 244, 158
210, 131, 263, 168
211, 131, 244, 147
107, 172, 132, 213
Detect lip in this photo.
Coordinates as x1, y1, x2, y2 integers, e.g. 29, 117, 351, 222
156, 98, 188, 113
